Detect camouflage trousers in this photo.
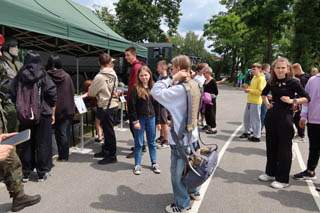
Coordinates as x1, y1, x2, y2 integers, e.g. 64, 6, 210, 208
0, 148, 24, 198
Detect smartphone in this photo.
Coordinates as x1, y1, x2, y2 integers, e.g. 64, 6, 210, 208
1, 129, 31, 146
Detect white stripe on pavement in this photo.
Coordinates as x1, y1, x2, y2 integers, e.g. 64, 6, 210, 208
293, 142, 320, 211
191, 124, 243, 213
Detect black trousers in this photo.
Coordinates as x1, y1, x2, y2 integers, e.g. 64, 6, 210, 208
205, 99, 216, 128
264, 108, 294, 183
18, 115, 53, 176
307, 123, 320, 171
54, 118, 72, 160
100, 107, 117, 156
293, 110, 305, 138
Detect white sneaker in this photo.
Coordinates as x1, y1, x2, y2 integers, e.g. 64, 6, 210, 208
258, 173, 275, 182
152, 164, 161, 174
270, 181, 289, 189
133, 165, 142, 175
190, 192, 201, 201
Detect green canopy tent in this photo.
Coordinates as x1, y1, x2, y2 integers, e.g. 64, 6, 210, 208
0, 0, 147, 58
0, 0, 147, 151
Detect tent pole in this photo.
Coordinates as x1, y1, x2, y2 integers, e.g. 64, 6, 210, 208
107, 49, 110, 55
76, 57, 84, 151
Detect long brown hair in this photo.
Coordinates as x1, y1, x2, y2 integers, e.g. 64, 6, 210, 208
136, 66, 154, 100
269, 58, 291, 86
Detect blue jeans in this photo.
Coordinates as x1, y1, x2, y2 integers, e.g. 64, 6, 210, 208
170, 143, 199, 210
133, 116, 157, 165
261, 102, 268, 130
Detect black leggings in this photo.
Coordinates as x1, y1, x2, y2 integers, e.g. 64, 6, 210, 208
307, 123, 320, 171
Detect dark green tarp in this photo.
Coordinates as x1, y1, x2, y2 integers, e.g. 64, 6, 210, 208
0, 0, 147, 57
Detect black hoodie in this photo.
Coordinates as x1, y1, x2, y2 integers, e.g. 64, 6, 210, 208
47, 69, 75, 120
9, 63, 57, 116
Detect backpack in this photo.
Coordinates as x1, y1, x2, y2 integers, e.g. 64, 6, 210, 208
15, 78, 43, 126
170, 80, 218, 189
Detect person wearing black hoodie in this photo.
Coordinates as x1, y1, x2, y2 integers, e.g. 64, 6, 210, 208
9, 51, 57, 182
46, 55, 75, 161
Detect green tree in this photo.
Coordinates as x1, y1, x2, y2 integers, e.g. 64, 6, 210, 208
204, 12, 248, 81
115, 0, 182, 42
291, 0, 320, 71
93, 5, 123, 36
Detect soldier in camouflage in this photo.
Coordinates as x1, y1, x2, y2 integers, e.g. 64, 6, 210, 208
0, 36, 22, 132
0, 34, 41, 212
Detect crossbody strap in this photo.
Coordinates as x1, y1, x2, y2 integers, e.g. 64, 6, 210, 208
107, 77, 116, 110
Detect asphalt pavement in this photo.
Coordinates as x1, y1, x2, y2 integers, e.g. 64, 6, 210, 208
0, 85, 319, 213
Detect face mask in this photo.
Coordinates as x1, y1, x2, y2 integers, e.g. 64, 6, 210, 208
9, 46, 19, 57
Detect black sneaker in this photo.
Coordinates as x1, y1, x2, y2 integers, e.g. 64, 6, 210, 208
142, 145, 147, 152
98, 156, 117, 165
202, 126, 209, 131
248, 136, 260, 142
293, 170, 317, 180
239, 133, 250, 139
165, 203, 190, 213
206, 129, 217, 134
38, 174, 47, 182
93, 151, 106, 158
22, 174, 30, 183
126, 151, 135, 158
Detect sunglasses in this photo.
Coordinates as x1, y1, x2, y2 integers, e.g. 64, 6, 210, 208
251, 65, 261, 69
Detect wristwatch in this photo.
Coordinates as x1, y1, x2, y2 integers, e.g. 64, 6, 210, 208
293, 98, 297, 105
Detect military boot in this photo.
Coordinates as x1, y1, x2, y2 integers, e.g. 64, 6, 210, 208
12, 194, 41, 212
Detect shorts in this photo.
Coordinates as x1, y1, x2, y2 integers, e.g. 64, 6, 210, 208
159, 105, 168, 125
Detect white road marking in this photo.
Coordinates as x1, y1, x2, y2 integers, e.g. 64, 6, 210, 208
191, 124, 243, 213
293, 142, 320, 211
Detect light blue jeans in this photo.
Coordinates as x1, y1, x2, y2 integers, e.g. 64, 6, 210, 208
170, 143, 199, 210
133, 116, 157, 165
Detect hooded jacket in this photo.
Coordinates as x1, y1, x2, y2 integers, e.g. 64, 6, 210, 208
88, 67, 118, 109
301, 74, 320, 124
47, 69, 75, 120
9, 63, 57, 116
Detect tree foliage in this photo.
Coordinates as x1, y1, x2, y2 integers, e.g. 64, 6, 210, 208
115, 0, 182, 42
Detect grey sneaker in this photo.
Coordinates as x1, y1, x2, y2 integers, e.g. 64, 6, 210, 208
152, 164, 161, 174
133, 165, 142, 175
190, 192, 201, 201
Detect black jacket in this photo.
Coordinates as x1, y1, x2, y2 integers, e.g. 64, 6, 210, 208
128, 85, 160, 124
9, 63, 57, 116
47, 69, 75, 120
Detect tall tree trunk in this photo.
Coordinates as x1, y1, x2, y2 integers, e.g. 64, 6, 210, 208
231, 47, 238, 83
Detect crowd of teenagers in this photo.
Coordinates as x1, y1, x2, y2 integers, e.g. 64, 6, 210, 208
0, 31, 320, 213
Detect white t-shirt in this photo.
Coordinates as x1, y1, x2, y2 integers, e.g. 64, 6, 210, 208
194, 74, 205, 85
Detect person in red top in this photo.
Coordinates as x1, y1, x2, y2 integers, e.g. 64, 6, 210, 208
125, 47, 146, 158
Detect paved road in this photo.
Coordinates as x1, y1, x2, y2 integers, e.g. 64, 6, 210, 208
0, 85, 319, 213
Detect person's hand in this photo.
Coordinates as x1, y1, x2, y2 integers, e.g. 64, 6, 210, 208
244, 89, 250, 93
134, 122, 141, 130
156, 124, 161, 131
280, 96, 292, 104
243, 84, 249, 89
173, 70, 189, 83
51, 115, 55, 125
299, 120, 306, 129
0, 145, 13, 161
0, 132, 18, 143
266, 103, 273, 109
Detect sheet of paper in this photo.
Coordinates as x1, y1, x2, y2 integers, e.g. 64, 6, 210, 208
74, 96, 88, 114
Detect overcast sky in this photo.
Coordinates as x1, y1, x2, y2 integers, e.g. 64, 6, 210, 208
73, 0, 226, 50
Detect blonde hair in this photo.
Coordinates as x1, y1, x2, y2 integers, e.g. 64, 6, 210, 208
202, 66, 213, 76
269, 58, 292, 86
136, 66, 154, 100
292, 63, 302, 71
171, 55, 191, 72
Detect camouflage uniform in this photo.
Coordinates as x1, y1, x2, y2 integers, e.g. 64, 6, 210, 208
0, 51, 21, 132
0, 104, 24, 198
